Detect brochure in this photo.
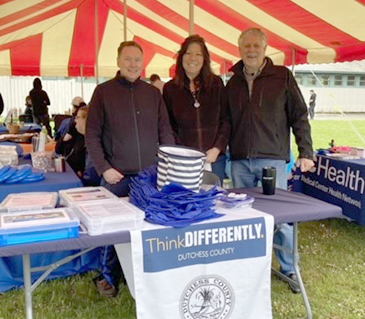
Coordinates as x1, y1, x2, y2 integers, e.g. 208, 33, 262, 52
0, 209, 70, 229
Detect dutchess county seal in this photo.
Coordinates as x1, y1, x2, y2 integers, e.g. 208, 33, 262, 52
180, 275, 235, 319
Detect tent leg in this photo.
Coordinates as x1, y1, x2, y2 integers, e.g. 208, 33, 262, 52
272, 222, 313, 319
23, 254, 33, 319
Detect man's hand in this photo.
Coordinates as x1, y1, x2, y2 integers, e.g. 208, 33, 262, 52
103, 168, 124, 185
297, 158, 314, 172
206, 147, 220, 163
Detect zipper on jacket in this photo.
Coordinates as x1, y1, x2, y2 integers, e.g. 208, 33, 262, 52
195, 93, 203, 150
245, 78, 253, 159
130, 87, 142, 171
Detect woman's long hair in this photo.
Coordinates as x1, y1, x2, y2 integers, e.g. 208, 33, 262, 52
173, 35, 214, 90
33, 78, 42, 91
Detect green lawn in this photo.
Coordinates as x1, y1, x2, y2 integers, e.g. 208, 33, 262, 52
1, 119, 365, 319
291, 118, 365, 159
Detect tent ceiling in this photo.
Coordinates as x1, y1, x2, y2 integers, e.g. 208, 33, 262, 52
0, 0, 364, 78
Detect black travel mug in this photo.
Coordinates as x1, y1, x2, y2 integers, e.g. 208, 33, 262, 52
262, 167, 276, 195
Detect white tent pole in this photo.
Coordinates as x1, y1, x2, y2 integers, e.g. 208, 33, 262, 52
95, 0, 99, 85
291, 47, 297, 156
291, 47, 296, 76
189, 0, 194, 35
124, 0, 128, 41
222, 60, 227, 85
80, 64, 84, 99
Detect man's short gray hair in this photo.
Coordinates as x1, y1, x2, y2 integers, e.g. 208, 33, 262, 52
238, 28, 267, 47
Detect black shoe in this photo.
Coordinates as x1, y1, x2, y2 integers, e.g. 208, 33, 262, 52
288, 274, 301, 294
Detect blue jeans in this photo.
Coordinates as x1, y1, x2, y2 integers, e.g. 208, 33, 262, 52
98, 174, 136, 287
211, 154, 226, 185
232, 158, 295, 275
101, 174, 136, 197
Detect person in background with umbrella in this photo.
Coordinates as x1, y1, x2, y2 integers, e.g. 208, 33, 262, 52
163, 35, 230, 185
29, 78, 52, 137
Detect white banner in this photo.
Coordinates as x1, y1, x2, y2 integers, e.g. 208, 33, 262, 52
116, 206, 274, 319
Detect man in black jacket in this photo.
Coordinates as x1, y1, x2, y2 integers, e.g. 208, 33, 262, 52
86, 41, 174, 297
308, 89, 317, 119
227, 28, 314, 293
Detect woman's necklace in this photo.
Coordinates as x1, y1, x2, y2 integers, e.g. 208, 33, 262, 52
192, 90, 200, 108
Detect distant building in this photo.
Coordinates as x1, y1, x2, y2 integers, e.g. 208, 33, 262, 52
1, 61, 364, 117
292, 60, 365, 113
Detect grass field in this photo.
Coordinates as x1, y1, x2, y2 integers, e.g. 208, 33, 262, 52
1, 119, 365, 319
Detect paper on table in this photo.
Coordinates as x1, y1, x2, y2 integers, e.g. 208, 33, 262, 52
78, 200, 140, 218
2, 193, 56, 207
64, 188, 115, 202
0, 209, 70, 228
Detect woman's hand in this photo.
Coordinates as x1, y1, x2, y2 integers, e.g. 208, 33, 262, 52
206, 147, 220, 163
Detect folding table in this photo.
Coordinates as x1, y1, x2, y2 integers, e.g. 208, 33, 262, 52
0, 188, 342, 319
0, 160, 99, 294
240, 188, 343, 319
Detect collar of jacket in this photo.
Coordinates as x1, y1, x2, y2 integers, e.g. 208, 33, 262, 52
182, 73, 208, 93
230, 57, 274, 79
115, 71, 141, 88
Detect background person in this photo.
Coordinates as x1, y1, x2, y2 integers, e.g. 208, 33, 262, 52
86, 41, 174, 297
24, 96, 33, 117
29, 78, 52, 137
18, 96, 34, 123
56, 105, 100, 186
308, 89, 317, 120
226, 28, 314, 293
149, 73, 165, 93
55, 96, 85, 140
163, 35, 230, 184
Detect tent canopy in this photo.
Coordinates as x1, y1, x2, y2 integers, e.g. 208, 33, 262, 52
1, 0, 364, 78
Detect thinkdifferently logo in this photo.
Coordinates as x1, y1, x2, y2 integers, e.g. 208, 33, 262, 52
142, 217, 267, 272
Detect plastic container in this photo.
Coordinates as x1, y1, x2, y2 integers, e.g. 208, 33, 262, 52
38, 125, 47, 151
0, 192, 58, 213
73, 199, 145, 236
356, 147, 365, 158
31, 151, 54, 172
0, 153, 18, 166
59, 186, 118, 207
0, 145, 18, 166
0, 208, 79, 246
218, 193, 255, 209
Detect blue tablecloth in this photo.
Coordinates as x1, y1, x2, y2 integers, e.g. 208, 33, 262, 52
291, 155, 365, 225
0, 159, 101, 292
0, 123, 42, 134
0, 159, 83, 202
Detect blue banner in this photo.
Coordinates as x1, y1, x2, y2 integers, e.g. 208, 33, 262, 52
141, 217, 267, 272
292, 155, 365, 224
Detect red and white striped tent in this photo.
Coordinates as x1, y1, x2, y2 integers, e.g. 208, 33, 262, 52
1, 0, 364, 78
